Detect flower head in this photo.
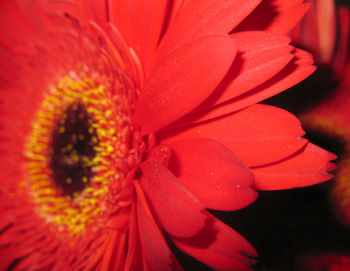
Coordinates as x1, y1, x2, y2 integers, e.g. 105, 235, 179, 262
0, 0, 335, 270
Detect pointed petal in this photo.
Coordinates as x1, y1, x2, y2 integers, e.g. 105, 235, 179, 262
160, 104, 308, 167
166, 138, 257, 211
234, 0, 310, 34
156, 0, 261, 60
172, 212, 257, 271
135, 181, 183, 271
252, 143, 336, 190
112, 0, 167, 74
134, 35, 237, 134
140, 160, 207, 237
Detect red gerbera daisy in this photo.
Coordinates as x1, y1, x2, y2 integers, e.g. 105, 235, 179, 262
0, 0, 335, 270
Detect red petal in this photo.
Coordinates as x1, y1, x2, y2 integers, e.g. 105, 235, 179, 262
166, 138, 257, 211
174, 48, 315, 124
156, 0, 261, 60
252, 143, 336, 190
135, 181, 183, 271
134, 35, 237, 134
160, 104, 308, 167
0, 247, 16, 270
140, 160, 207, 237
172, 212, 257, 271
112, 0, 167, 74
201, 32, 294, 106
234, 0, 310, 34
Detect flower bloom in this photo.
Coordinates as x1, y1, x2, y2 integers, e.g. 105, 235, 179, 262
291, 0, 350, 78
0, 0, 335, 270
296, 2, 350, 226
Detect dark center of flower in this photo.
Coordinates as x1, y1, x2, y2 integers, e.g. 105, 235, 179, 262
23, 76, 138, 234
50, 102, 98, 196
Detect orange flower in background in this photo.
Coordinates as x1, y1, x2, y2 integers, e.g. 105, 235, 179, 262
0, 0, 335, 270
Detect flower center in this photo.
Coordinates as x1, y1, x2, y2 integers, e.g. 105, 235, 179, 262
23, 75, 137, 235
50, 102, 98, 196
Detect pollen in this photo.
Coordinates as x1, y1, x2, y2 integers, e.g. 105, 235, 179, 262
24, 76, 136, 235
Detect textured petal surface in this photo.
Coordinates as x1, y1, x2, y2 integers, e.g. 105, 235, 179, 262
204, 31, 294, 106
166, 138, 257, 211
234, 0, 310, 34
252, 143, 336, 190
172, 212, 257, 271
135, 181, 183, 271
113, 0, 168, 74
160, 104, 308, 167
140, 160, 206, 237
134, 35, 237, 134
156, 0, 261, 60
173, 48, 315, 124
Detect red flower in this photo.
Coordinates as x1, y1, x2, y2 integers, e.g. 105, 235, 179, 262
296, 2, 350, 226
291, 0, 350, 78
296, 253, 350, 271
0, 0, 335, 270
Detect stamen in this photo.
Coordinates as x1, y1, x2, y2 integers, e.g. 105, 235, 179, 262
23, 76, 135, 235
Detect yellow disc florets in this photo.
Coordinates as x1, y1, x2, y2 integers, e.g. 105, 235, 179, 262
24, 75, 135, 235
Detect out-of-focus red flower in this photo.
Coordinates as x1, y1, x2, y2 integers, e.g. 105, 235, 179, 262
296, 253, 350, 271
291, 0, 350, 78
296, 1, 350, 226
302, 60, 350, 225
291, 0, 336, 64
0, 0, 335, 270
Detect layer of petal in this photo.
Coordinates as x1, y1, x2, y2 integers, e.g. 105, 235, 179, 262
134, 35, 237, 134
135, 181, 183, 271
155, 0, 261, 60
173, 48, 315, 124
252, 143, 336, 190
172, 212, 257, 271
234, 0, 310, 34
112, 0, 168, 75
140, 160, 206, 237
194, 31, 294, 110
160, 104, 308, 167
166, 138, 257, 211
